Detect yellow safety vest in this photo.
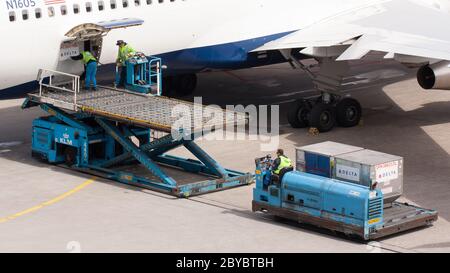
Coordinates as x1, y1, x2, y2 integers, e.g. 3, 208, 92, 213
81, 51, 96, 64
274, 155, 292, 175
117, 44, 136, 64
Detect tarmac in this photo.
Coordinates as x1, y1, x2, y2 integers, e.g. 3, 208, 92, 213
0, 57, 449, 253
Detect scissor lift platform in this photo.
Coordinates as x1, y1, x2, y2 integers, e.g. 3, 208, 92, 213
23, 69, 252, 197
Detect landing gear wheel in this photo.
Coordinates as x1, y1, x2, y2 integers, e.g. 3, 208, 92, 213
308, 102, 336, 133
173, 74, 197, 96
64, 146, 77, 167
336, 98, 362, 127
287, 99, 310, 128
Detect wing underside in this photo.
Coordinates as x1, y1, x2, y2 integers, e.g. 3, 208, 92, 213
253, 0, 450, 64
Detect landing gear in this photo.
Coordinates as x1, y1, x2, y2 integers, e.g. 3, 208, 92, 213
287, 94, 362, 133
308, 102, 336, 133
164, 74, 197, 96
336, 98, 362, 128
287, 99, 311, 128
278, 50, 366, 133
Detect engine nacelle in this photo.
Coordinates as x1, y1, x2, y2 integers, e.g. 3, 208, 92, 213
417, 61, 450, 90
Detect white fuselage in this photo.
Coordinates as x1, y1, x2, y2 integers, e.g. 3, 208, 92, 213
0, 0, 384, 91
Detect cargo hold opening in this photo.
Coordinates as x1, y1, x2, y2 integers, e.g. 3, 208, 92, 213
55, 19, 145, 81
56, 23, 107, 79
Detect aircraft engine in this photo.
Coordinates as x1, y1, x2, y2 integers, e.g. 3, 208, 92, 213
417, 61, 450, 90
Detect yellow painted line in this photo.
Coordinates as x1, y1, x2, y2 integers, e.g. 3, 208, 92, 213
0, 178, 95, 224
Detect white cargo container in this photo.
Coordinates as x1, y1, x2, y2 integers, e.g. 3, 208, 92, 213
296, 142, 364, 178
333, 149, 403, 204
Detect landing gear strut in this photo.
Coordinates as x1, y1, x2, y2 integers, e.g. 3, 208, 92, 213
287, 94, 362, 133
279, 50, 364, 133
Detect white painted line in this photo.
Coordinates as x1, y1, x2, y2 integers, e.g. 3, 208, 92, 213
0, 141, 23, 148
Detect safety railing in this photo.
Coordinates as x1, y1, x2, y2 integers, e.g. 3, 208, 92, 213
37, 68, 80, 108
148, 56, 162, 96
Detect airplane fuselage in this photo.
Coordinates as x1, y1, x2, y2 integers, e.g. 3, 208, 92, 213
0, 0, 384, 92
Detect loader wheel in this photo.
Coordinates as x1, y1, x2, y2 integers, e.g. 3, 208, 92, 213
287, 99, 310, 128
308, 103, 336, 133
336, 98, 362, 128
64, 146, 77, 167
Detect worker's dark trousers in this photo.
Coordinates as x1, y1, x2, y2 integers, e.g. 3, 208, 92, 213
271, 167, 294, 185
118, 67, 127, 87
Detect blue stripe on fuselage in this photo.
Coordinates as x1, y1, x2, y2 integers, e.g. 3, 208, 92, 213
159, 31, 295, 75
1, 31, 296, 96
0, 81, 40, 99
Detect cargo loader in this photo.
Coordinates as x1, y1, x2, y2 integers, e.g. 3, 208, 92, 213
252, 144, 438, 240
22, 55, 252, 197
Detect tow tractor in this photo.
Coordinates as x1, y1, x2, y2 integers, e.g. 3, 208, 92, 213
22, 54, 252, 197
252, 144, 438, 240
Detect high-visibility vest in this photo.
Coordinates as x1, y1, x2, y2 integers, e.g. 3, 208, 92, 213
81, 51, 96, 64
117, 44, 136, 64
274, 155, 292, 175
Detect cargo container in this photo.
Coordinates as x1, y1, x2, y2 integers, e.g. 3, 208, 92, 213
296, 141, 363, 178
333, 149, 403, 204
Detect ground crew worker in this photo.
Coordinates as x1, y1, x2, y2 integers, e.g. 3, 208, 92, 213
71, 51, 98, 91
271, 149, 293, 184
115, 40, 136, 88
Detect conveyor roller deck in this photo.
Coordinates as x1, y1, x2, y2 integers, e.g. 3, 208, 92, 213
27, 85, 246, 133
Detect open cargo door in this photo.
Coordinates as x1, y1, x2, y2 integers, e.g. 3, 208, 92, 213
56, 18, 144, 76
64, 18, 145, 40
96, 18, 145, 30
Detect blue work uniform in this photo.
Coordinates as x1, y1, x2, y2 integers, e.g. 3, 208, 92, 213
72, 51, 98, 90
116, 44, 136, 87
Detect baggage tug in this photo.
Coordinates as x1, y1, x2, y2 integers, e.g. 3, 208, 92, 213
252, 142, 438, 240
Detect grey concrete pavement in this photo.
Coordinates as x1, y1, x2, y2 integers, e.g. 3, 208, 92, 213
0, 60, 449, 252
